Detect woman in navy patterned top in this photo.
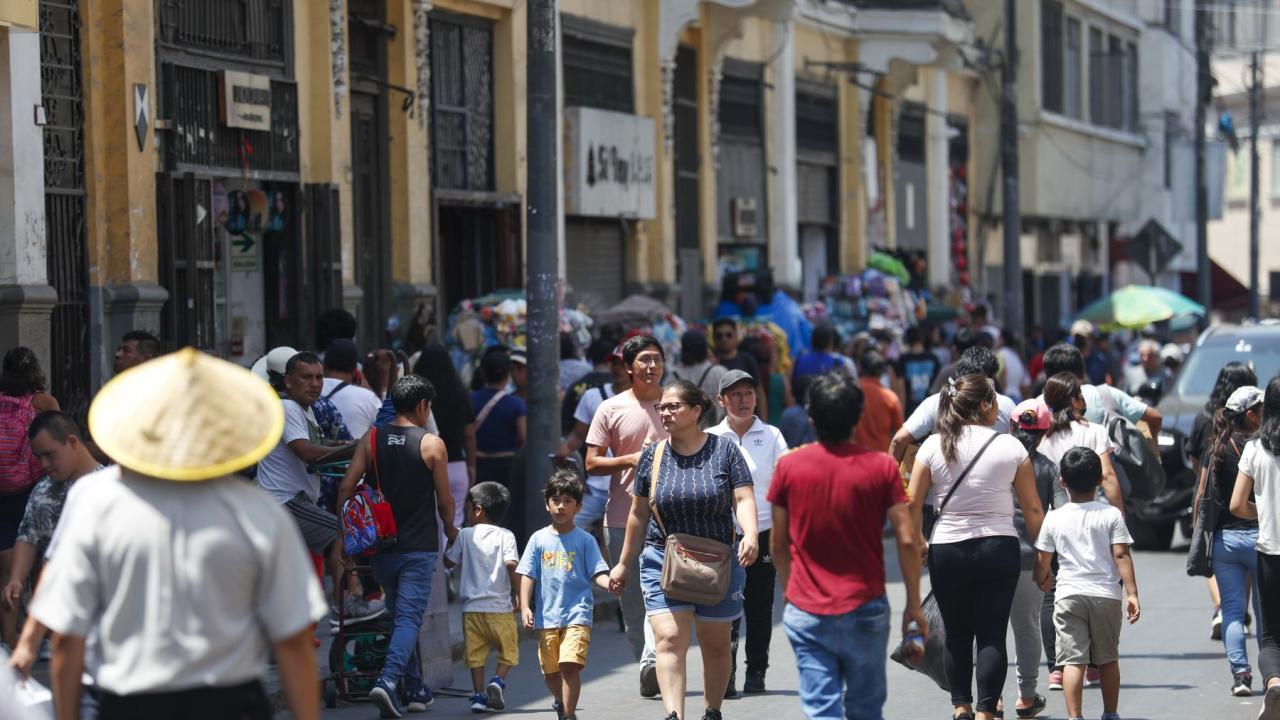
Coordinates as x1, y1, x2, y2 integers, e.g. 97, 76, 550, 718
607, 379, 757, 720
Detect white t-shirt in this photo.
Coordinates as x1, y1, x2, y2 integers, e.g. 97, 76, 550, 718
903, 392, 1018, 439
1034, 500, 1133, 600
916, 426, 1028, 543
999, 347, 1028, 398
707, 417, 788, 531
444, 524, 520, 613
32, 467, 328, 695
1036, 421, 1114, 468
1239, 439, 1280, 554
256, 400, 321, 503
322, 377, 382, 438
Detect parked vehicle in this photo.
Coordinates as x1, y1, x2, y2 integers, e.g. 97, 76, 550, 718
1148, 322, 1280, 549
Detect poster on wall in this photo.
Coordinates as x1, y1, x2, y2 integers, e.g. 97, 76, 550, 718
215, 181, 288, 365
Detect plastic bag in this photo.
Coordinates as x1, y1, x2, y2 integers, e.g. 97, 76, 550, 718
890, 592, 949, 691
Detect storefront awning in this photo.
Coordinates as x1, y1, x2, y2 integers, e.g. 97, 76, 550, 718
1178, 259, 1252, 312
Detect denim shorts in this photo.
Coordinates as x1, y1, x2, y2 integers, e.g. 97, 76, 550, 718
639, 543, 746, 622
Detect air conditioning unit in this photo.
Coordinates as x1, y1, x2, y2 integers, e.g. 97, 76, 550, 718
731, 197, 758, 238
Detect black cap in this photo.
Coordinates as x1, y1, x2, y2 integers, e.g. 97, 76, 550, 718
718, 369, 755, 395
681, 330, 707, 352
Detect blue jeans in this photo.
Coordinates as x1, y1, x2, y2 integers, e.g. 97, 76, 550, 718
371, 551, 438, 691
783, 596, 890, 720
1216, 528, 1262, 674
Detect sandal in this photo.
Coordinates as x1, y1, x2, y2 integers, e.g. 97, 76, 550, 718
952, 713, 976, 720
1016, 694, 1047, 718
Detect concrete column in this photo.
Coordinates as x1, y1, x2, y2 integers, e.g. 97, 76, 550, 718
925, 68, 950, 289
838, 67, 867, 273
767, 20, 799, 291
0, 28, 56, 370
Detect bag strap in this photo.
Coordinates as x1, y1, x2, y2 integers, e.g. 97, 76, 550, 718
474, 389, 510, 431
648, 441, 669, 536
697, 365, 714, 389
931, 430, 1000, 542
325, 381, 350, 400
369, 426, 382, 492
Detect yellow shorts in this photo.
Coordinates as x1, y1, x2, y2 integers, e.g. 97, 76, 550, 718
463, 612, 520, 669
536, 625, 591, 675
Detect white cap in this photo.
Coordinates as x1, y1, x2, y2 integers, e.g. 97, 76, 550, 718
1159, 343, 1184, 363
250, 346, 298, 381
1226, 385, 1264, 414
1070, 319, 1095, 338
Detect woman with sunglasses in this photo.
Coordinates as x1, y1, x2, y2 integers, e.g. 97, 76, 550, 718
608, 379, 758, 720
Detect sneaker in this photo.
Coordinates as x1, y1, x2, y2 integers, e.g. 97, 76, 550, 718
331, 596, 388, 629
486, 676, 507, 710
664, 713, 679, 720
1212, 608, 1224, 641
1100, 714, 1121, 720
1261, 683, 1280, 720
1234, 672, 1255, 697
553, 700, 565, 720
640, 663, 660, 698
1048, 670, 1064, 691
1085, 666, 1101, 687
1015, 693, 1047, 718
703, 709, 723, 720
470, 693, 490, 713
369, 678, 404, 719
743, 670, 766, 694
405, 686, 433, 712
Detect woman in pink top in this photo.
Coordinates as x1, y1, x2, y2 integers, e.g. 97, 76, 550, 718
0, 346, 59, 648
907, 374, 1043, 720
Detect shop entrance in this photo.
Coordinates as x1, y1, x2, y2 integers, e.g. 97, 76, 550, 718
436, 198, 522, 315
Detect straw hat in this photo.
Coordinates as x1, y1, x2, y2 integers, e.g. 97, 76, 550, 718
89, 347, 285, 481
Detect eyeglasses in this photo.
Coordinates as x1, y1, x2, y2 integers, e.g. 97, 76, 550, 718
654, 402, 688, 414
634, 355, 664, 367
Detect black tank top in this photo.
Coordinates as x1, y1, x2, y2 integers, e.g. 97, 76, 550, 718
373, 424, 439, 553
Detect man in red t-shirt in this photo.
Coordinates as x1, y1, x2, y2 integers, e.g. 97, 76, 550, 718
768, 371, 924, 719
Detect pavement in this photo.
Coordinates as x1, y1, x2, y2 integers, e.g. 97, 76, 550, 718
292, 535, 1269, 720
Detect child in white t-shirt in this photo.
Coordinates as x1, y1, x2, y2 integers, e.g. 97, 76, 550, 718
444, 482, 520, 713
1035, 447, 1141, 720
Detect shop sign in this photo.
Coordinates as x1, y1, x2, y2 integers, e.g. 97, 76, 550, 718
220, 71, 272, 132
564, 107, 655, 219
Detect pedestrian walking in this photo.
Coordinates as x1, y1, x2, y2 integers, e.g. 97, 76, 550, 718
896, 326, 942, 417
517, 469, 611, 720
1197, 385, 1265, 696
444, 482, 520, 713
708, 370, 788, 696
1188, 362, 1257, 640
792, 324, 855, 385
338, 375, 458, 719
1228, 374, 1280, 719
414, 344, 478, 530
1034, 448, 1141, 720
608, 379, 758, 720
670, 331, 727, 428
778, 375, 817, 449
740, 335, 792, 428
29, 348, 328, 720
585, 335, 669, 695
1039, 344, 1162, 437
110, 330, 160, 375
1039, 373, 1125, 512
0, 347, 59, 650
853, 349, 904, 454
322, 339, 383, 439
557, 348, 631, 529
906, 374, 1044, 720
712, 319, 767, 420
470, 351, 526, 538
770, 371, 924, 719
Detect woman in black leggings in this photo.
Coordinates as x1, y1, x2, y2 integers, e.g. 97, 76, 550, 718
908, 374, 1045, 720
1229, 374, 1280, 718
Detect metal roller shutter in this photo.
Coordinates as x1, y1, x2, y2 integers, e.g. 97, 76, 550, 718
566, 220, 625, 311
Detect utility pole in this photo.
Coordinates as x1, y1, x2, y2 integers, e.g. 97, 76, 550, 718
525, 0, 559, 542
1001, 0, 1023, 336
1249, 50, 1262, 321
1195, 0, 1211, 327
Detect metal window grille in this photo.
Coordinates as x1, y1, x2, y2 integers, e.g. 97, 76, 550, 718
796, 90, 837, 155
40, 0, 90, 418
718, 70, 763, 142
160, 63, 299, 174
308, 184, 343, 311
156, 0, 289, 65
1041, 0, 1064, 114
157, 175, 218, 352
430, 13, 494, 191
674, 45, 699, 251
563, 32, 634, 113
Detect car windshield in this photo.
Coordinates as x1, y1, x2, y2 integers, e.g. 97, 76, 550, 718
1173, 341, 1280, 400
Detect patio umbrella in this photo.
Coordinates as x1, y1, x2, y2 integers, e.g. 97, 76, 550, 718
1073, 285, 1206, 330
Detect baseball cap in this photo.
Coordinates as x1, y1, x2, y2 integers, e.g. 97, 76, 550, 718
1226, 386, 1264, 414
250, 346, 299, 381
608, 344, 624, 363
1070, 319, 1095, 338
510, 349, 527, 366
1160, 343, 1184, 364
1012, 398, 1051, 431
718, 369, 755, 395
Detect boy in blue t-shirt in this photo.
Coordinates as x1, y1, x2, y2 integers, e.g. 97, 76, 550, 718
517, 468, 610, 720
